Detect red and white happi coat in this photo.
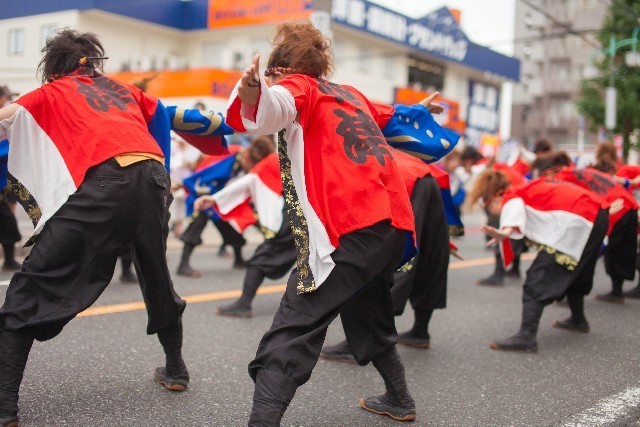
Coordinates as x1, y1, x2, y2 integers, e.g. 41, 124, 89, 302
212, 153, 284, 236
553, 166, 638, 235
500, 178, 608, 269
0, 68, 167, 240
227, 74, 415, 292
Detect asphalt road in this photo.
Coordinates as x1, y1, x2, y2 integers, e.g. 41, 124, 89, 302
1, 224, 640, 426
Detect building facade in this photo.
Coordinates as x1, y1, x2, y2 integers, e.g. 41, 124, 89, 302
510, 0, 607, 148
1, 0, 519, 147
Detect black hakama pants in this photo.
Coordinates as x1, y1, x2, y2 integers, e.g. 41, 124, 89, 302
391, 176, 449, 315
180, 210, 246, 250
522, 209, 609, 305
248, 220, 406, 388
0, 159, 185, 341
604, 209, 637, 282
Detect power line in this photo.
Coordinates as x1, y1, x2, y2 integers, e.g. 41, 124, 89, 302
518, 0, 601, 49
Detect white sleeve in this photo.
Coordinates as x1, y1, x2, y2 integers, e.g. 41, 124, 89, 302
0, 108, 18, 141
212, 173, 256, 215
227, 75, 297, 136
500, 197, 526, 240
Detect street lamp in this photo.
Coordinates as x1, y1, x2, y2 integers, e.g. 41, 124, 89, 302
589, 27, 640, 131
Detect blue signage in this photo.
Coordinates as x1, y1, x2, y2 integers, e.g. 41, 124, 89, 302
466, 80, 501, 147
331, 0, 520, 81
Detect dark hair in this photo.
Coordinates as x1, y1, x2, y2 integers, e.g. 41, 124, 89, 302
267, 21, 334, 78
469, 169, 510, 207
38, 29, 105, 84
531, 151, 572, 175
247, 135, 276, 164
595, 142, 618, 163
533, 138, 552, 154
460, 146, 483, 164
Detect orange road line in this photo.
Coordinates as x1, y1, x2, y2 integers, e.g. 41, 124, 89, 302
76, 253, 537, 318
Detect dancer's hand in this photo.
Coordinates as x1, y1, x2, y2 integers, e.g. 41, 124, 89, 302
238, 54, 261, 105
419, 91, 444, 115
450, 247, 464, 260
609, 198, 624, 215
482, 225, 513, 247
194, 195, 215, 211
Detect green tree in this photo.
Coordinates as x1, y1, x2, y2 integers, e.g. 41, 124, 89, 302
576, 0, 640, 161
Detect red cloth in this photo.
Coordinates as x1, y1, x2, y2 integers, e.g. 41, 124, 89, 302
494, 163, 526, 187
392, 148, 449, 196
617, 164, 640, 189
196, 145, 242, 171
554, 167, 638, 234
510, 157, 531, 176
228, 75, 414, 249
502, 178, 608, 223
16, 69, 163, 188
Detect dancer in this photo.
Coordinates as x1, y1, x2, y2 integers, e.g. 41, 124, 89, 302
473, 168, 608, 352
225, 21, 458, 424
177, 144, 249, 277
0, 139, 21, 272
535, 152, 639, 304
195, 141, 292, 318
0, 30, 230, 426
321, 147, 461, 362
472, 162, 527, 285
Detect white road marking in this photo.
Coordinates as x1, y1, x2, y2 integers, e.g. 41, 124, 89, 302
562, 386, 640, 426
0, 280, 10, 286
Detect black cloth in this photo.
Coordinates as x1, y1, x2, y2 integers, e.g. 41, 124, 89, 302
522, 209, 608, 305
248, 210, 296, 280
0, 159, 185, 341
180, 211, 246, 249
391, 176, 449, 315
604, 209, 637, 281
0, 197, 20, 245
249, 220, 406, 387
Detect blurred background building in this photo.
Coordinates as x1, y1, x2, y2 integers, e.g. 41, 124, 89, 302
510, 0, 607, 149
0, 0, 519, 149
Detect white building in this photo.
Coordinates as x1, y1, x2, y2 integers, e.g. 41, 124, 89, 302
0, 0, 519, 146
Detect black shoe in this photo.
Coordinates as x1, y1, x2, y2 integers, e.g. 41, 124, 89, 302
489, 332, 537, 352
2, 260, 21, 272
505, 269, 521, 279
0, 415, 19, 427
154, 367, 189, 391
397, 330, 430, 349
216, 299, 252, 318
594, 292, 624, 305
319, 341, 357, 364
623, 286, 640, 299
119, 270, 138, 284
552, 317, 590, 333
217, 246, 230, 258
233, 259, 247, 269
359, 395, 416, 422
176, 264, 202, 278
477, 273, 504, 286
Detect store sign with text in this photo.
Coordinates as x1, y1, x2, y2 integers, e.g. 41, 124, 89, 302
331, 0, 520, 81
394, 87, 466, 134
208, 0, 312, 29
466, 80, 500, 148
109, 69, 243, 99
332, 0, 468, 62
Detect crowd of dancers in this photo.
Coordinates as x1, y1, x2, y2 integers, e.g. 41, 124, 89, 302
0, 21, 638, 427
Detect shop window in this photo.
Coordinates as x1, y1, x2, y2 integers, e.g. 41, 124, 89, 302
358, 45, 370, 74
8, 28, 25, 55
40, 24, 58, 49
407, 56, 444, 92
